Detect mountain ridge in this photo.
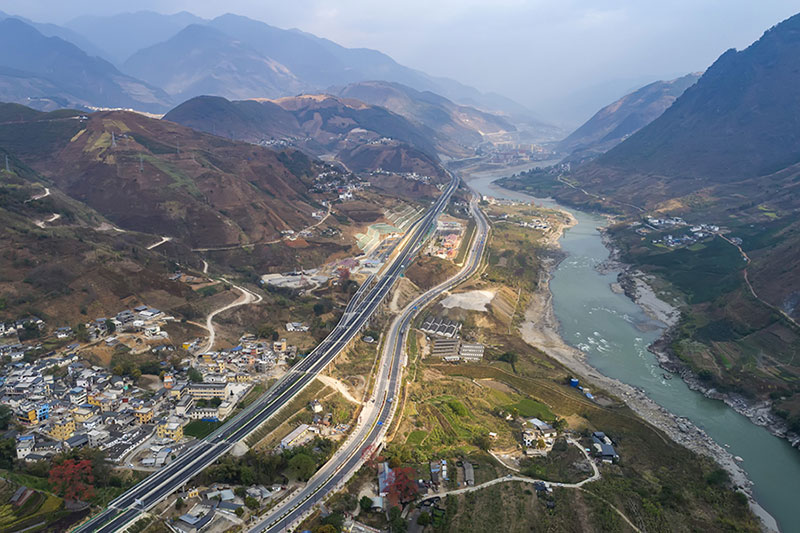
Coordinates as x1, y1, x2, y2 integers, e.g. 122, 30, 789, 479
0, 18, 172, 113
558, 73, 701, 160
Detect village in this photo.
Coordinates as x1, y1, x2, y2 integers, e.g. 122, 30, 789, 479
633, 215, 741, 249
0, 296, 352, 473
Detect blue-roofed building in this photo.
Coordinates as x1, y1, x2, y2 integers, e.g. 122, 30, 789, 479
377, 462, 394, 497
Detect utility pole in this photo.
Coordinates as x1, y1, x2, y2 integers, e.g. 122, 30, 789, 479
4, 155, 9, 173
111, 131, 117, 148
139, 154, 144, 172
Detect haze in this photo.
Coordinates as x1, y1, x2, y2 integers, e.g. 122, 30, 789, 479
3, 0, 798, 126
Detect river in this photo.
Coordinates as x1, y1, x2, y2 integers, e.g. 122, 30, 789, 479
465, 169, 800, 533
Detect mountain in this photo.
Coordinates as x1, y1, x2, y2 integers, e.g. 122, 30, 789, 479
112, 11, 533, 118
65, 10, 205, 65
549, 13, 800, 438
0, 153, 208, 325
205, 14, 530, 118
164, 94, 440, 162
558, 73, 700, 160
123, 24, 305, 102
332, 81, 515, 156
0, 103, 319, 248
0, 18, 171, 113
0, 10, 108, 60
594, 16, 800, 187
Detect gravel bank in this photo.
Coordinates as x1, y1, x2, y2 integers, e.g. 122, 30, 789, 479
518, 213, 779, 533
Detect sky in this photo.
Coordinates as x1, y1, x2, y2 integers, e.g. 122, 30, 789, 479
3, 0, 799, 126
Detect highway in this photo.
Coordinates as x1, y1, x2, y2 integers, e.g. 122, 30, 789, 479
249, 193, 490, 532
73, 174, 460, 533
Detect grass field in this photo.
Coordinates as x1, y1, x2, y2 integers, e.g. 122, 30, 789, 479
183, 420, 224, 439
506, 397, 554, 420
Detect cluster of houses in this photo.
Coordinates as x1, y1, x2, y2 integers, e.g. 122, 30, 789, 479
186, 334, 297, 373
591, 431, 620, 463
309, 169, 369, 199
0, 316, 45, 339
522, 418, 558, 455
420, 316, 462, 339
479, 143, 551, 165
490, 212, 550, 231
642, 216, 725, 248
421, 315, 486, 365
3, 355, 163, 464
426, 220, 465, 260
172, 483, 285, 533
4, 353, 259, 466
0, 322, 304, 469
430, 338, 485, 363
367, 168, 435, 184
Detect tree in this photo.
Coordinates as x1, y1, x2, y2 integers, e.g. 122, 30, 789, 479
75, 323, 89, 342
49, 459, 95, 501
187, 367, 203, 383
288, 452, 316, 481
320, 511, 345, 530
313, 526, 336, 533
18, 321, 41, 341
388, 467, 418, 504
258, 324, 277, 340
175, 497, 185, 510
417, 511, 431, 526
245, 496, 260, 510
0, 438, 15, 470
498, 351, 518, 372
235, 507, 245, 517
0, 405, 11, 430
104, 319, 116, 334
360, 495, 374, 513
473, 433, 493, 451
234, 486, 247, 498
389, 506, 407, 532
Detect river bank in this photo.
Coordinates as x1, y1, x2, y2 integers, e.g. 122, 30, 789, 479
521, 220, 779, 532
463, 171, 784, 531
599, 230, 800, 450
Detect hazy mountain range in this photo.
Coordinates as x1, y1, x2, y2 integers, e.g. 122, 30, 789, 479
0, 17, 171, 112
0, 9, 538, 125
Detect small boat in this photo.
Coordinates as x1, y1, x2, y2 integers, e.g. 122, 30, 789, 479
662, 373, 673, 380
734, 456, 744, 462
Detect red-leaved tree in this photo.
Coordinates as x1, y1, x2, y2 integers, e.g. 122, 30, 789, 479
388, 467, 418, 504
49, 459, 96, 501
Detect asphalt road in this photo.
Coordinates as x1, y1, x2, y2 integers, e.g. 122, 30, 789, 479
72, 174, 460, 533
249, 193, 489, 533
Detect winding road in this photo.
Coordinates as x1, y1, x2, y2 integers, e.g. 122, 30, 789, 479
197, 280, 264, 354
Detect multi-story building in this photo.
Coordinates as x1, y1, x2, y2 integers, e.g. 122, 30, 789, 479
16, 404, 38, 425
48, 417, 76, 441
187, 382, 230, 400
134, 407, 154, 424
156, 420, 184, 442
